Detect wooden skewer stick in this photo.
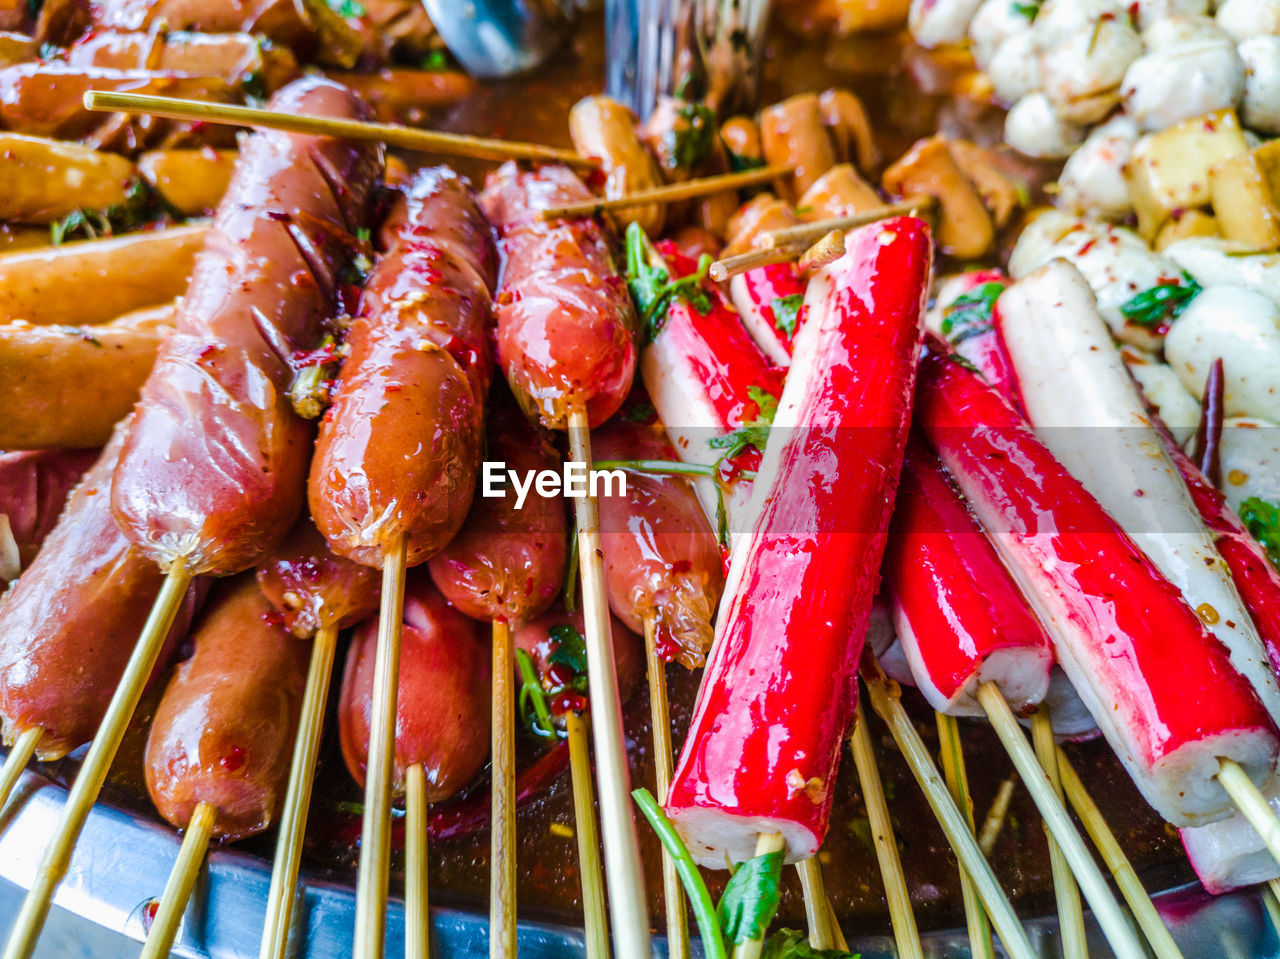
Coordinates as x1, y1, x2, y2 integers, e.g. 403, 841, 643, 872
860, 660, 1037, 959
567, 407, 651, 959
709, 245, 805, 283
976, 682, 1146, 958
2, 566, 192, 959
536, 166, 790, 221
565, 711, 609, 959
642, 611, 689, 959
0, 728, 42, 811
794, 858, 838, 950
138, 801, 218, 959
490, 618, 517, 959
82, 91, 595, 169
849, 699, 923, 959
1056, 747, 1186, 959
978, 777, 1017, 856
1217, 758, 1280, 869
935, 712, 995, 959
1030, 711, 1087, 959
796, 230, 845, 276
760, 196, 938, 250
406, 763, 430, 959
353, 535, 408, 959
260, 624, 340, 959
731, 832, 787, 959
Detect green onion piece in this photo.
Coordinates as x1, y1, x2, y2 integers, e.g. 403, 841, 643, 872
515, 648, 555, 736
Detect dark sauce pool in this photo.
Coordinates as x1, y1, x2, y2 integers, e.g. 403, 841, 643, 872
38, 9, 1194, 942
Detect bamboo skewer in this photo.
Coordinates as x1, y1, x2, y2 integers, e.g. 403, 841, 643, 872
536, 166, 790, 221
0, 728, 42, 811
490, 618, 517, 959
353, 535, 408, 959
1056, 747, 1186, 959
565, 712, 609, 959
978, 777, 1017, 856
860, 660, 1037, 959
567, 406, 651, 959
405, 763, 430, 959
795, 858, 838, 951
935, 713, 995, 959
1217, 759, 1280, 869
730, 832, 786, 959
1030, 711, 1087, 959
708, 246, 805, 283
138, 801, 218, 959
976, 682, 1146, 958
795, 230, 845, 275
849, 699, 923, 959
260, 624, 340, 959
642, 612, 689, 959
759, 196, 937, 249
82, 91, 594, 169
3, 566, 193, 959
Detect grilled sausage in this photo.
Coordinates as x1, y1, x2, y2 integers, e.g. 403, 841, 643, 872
136, 148, 236, 216
0, 134, 136, 223
65, 29, 300, 91
760, 94, 837, 201
256, 517, 380, 638
339, 571, 491, 800
310, 165, 496, 569
0, 448, 97, 577
145, 575, 309, 839
480, 162, 639, 429
113, 77, 383, 576
569, 95, 666, 236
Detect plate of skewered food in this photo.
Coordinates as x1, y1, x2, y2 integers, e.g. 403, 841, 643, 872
6, 0, 1280, 956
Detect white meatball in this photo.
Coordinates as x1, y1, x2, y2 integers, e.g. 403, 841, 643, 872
1040, 18, 1143, 123
1122, 39, 1246, 130
1143, 13, 1230, 48
1033, 0, 1128, 49
1008, 209, 1084, 276
1056, 114, 1139, 220
1165, 284, 1280, 421
1163, 238, 1280, 304
989, 31, 1042, 105
1122, 345, 1204, 443
1217, 0, 1280, 42
969, 0, 1034, 70
1219, 416, 1280, 513
1134, 0, 1211, 29
1240, 35, 1280, 131
1004, 92, 1087, 158
910, 0, 985, 46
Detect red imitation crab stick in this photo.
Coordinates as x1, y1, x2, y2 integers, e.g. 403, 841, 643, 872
664, 216, 929, 867
916, 343, 1278, 828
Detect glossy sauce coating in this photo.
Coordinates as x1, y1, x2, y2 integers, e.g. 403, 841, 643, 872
426, 394, 567, 626
0, 448, 97, 572
0, 425, 199, 759
593, 411, 724, 669
256, 517, 380, 638
729, 262, 807, 367
936, 268, 1022, 411
339, 571, 491, 801
145, 575, 308, 839
112, 77, 383, 576
66, 30, 301, 91
666, 218, 930, 867
480, 162, 638, 429
89, 0, 322, 55
310, 165, 495, 569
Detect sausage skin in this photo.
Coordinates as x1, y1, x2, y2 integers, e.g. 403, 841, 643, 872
113, 77, 383, 576
145, 575, 308, 839
256, 517, 380, 638
0, 447, 98, 575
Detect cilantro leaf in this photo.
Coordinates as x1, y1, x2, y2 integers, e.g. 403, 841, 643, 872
726, 148, 767, 173
49, 179, 177, 246
624, 222, 712, 341
771, 294, 804, 337
941, 281, 1004, 344
421, 49, 450, 71
1240, 496, 1280, 570
717, 850, 783, 945
515, 648, 556, 737
547, 624, 588, 678
1119, 275, 1202, 330
762, 929, 859, 959
1010, 0, 1040, 19
665, 101, 716, 172
708, 385, 779, 464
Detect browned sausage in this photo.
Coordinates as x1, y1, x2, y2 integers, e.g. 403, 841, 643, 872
722, 193, 797, 257
0, 134, 135, 223
427, 392, 567, 626
0, 423, 200, 759
593, 412, 724, 669
65, 30, 300, 91
145, 575, 308, 839
91, 0, 321, 58
818, 89, 877, 173
136, 148, 236, 216
569, 95, 666, 236
112, 78, 384, 577
760, 93, 838, 201
310, 165, 495, 570
481, 162, 639, 429
324, 68, 474, 124
0, 447, 97, 576
339, 571, 490, 800
256, 517, 380, 638
720, 116, 762, 169
797, 163, 881, 220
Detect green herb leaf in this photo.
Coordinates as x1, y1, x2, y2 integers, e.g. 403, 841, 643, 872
708, 385, 779, 464
667, 101, 716, 172
1120, 275, 1202, 329
1010, 0, 1040, 19
716, 483, 729, 549
563, 518, 579, 613
1241, 496, 1280, 569
547, 624, 588, 680
941, 280, 1004, 344
325, 0, 365, 17
421, 49, 450, 71
621, 402, 656, 423
516, 648, 556, 737
761, 929, 859, 959
771, 294, 804, 337
49, 179, 176, 246
625, 222, 713, 341
726, 148, 767, 173
717, 850, 784, 945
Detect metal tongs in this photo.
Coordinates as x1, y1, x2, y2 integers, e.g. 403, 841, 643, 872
421, 0, 577, 77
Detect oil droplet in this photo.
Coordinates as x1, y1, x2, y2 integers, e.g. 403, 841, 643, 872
1197, 602, 1220, 625
1228, 469, 1249, 486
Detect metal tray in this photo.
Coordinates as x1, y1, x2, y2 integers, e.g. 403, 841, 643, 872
2, 766, 1278, 958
